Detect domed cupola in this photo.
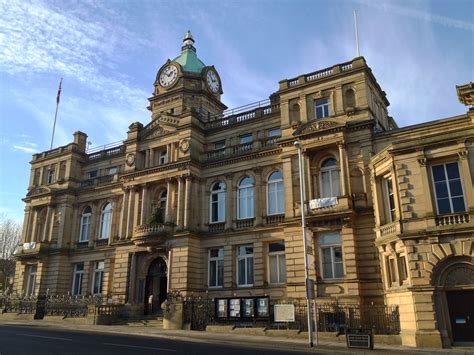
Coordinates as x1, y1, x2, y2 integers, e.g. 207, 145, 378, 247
172, 31, 206, 74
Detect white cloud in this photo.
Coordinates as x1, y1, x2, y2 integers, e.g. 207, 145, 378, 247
13, 145, 37, 154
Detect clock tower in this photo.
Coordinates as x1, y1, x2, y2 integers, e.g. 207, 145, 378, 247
148, 31, 227, 121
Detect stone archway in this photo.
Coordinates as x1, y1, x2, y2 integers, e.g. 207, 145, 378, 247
432, 256, 474, 346
144, 257, 168, 315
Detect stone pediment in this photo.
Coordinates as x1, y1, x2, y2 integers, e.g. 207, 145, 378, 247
26, 186, 52, 197
140, 118, 177, 140
293, 118, 344, 136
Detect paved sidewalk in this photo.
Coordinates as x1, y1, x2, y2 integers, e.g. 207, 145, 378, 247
1, 319, 473, 354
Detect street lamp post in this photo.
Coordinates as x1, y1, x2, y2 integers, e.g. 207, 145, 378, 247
294, 140, 315, 347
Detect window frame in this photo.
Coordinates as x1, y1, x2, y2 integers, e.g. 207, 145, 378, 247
268, 241, 286, 285
46, 167, 56, 184
236, 245, 254, 287
79, 206, 92, 242
25, 265, 37, 296
315, 98, 330, 119
319, 157, 341, 198
239, 134, 253, 145
72, 263, 84, 295
210, 181, 226, 224
430, 161, 466, 215
237, 176, 254, 220
92, 261, 104, 295
98, 202, 112, 240
319, 232, 344, 280
159, 150, 168, 165
267, 171, 284, 216
384, 176, 396, 223
208, 247, 224, 288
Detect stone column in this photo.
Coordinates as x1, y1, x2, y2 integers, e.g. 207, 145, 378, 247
149, 149, 155, 167
118, 190, 128, 240
144, 149, 150, 168
338, 142, 348, 196
417, 158, 435, 217
126, 188, 136, 238
176, 177, 184, 230
282, 157, 294, 218
254, 169, 263, 226
165, 179, 173, 223
128, 252, 137, 304
226, 174, 235, 230
41, 206, 51, 241
140, 185, 148, 225
30, 209, 38, 242
22, 207, 32, 243
183, 176, 192, 230
304, 155, 313, 201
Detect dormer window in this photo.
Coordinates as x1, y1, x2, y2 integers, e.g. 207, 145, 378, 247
315, 98, 330, 119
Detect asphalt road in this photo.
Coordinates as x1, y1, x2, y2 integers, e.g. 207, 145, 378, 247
0, 324, 317, 355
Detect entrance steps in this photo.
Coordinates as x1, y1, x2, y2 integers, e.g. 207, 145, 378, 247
118, 315, 164, 328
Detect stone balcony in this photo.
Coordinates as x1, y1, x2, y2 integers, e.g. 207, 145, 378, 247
375, 221, 402, 240
14, 242, 49, 259
307, 196, 352, 217
132, 223, 175, 247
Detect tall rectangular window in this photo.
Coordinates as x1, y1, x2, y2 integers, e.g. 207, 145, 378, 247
315, 98, 330, 119
159, 150, 168, 165
398, 254, 408, 282
431, 162, 466, 214
385, 177, 396, 222
268, 241, 286, 284
92, 261, 104, 295
208, 248, 224, 288
72, 263, 84, 295
25, 265, 37, 296
320, 232, 344, 279
47, 168, 55, 184
237, 245, 254, 286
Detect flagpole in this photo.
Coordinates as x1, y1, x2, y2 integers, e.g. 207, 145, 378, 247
50, 78, 63, 150
354, 10, 360, 57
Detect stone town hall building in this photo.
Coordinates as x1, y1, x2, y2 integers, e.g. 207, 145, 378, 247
13, 32, 474, 348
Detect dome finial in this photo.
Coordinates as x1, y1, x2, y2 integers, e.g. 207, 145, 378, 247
182, 30, 196, 52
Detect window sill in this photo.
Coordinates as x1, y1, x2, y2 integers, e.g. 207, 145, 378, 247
237, 284, 253, 288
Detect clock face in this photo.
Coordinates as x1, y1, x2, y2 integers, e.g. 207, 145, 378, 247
159, 64, 179, 88
206, 70, 220, 94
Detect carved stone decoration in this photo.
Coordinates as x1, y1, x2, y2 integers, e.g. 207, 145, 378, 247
456, 82, 474, 106
293, 119, 341, 136
444, 265, 474, 286
417, 158, 427, 167
179, 138, 190, 153
126, 153, 135, 167
457, 150, 468, 160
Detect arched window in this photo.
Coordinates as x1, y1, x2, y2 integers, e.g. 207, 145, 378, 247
320, 158, 340, 198
79, 206, 92, 242
267, 171, 284, 215
210, 181, 226, 223
238, 176, 254, 219
99, 202, 112, 240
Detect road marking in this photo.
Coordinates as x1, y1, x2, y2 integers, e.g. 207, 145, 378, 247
15, 333, 73, 341
103, 342, 176, 352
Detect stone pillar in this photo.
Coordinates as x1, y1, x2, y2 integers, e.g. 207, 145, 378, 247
126, 188, 136, 238
304, 155, 313, 200
282, 157, 294, 218
128, 252, 137, 304
417, 158, 435, 217
22, 207, 32, 243
47, 206, 55, 242
176, 177, 184, 230
149, 149, 155, 167
144, 149, 149, 168
118, 190, 128, 240
254, 170, 263, 226
183, 176, 192, 230
165, 179, 173, 223
30, 209, 38, 242
226, 174, 235, 230
338, 142, 348, 196
140, 185, 148, 225
42, 206, 51, 242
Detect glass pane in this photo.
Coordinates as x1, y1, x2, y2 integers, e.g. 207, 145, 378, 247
269, 171, 283, 181
243, 299, 254, 317
76, 263, 84, 271
209, 261, 217, 287
446, 163, 460, 179
435, 182, 448, 198
277, 183, 285, 213
211, 202, 218, 222
269, 241, 285, 253
331, 170, 340, 196
238, 259, 245, 285
449, 180, 463, 197
217, 260, 224, 286
452, 197, 466, 212
320, 232, 340, 245
334, 262, 344, 278
322, 248, 332, 263
268, 187, 276, 215
240, 135, 253, 144
210, 249, 219, 258
247, 257, 254, 284
269, 255, 278, 284
333, 247, 343, 262
321, 171, 330, 197
432, 165, 446, 182
323, 262, 333, 279
279, 255, 286, 283
437, 198, 451, 214
321, 158, 337, 168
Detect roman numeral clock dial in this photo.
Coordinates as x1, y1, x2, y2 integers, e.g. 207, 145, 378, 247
206, 69, 220, 94
159, 64, 179, 87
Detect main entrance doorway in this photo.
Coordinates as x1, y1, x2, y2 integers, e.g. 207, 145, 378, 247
144, 257, 167, 315
446, 290, 474, 343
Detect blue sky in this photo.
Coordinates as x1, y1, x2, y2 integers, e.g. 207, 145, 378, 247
0, 0, 473, 222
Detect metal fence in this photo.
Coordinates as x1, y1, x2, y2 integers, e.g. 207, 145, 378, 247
182, 296, 400, 335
